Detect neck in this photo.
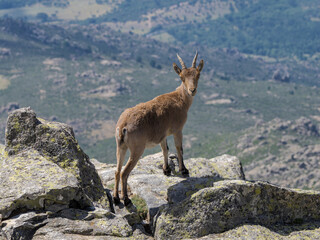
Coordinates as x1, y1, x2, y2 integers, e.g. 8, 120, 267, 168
177, 83, 194, 109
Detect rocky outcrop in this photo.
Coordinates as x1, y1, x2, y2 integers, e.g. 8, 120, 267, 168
2, 108, 320, 239
192, 223, 320, 239
154, 180, 320, 239
1, 208, 133, 240
291, 117, 319, 137
0, 47, 10, 58
240, 117, 320, 190
1, 107, 110, 219
272, 66, 290, 82
96, 153, 245, 225
95, 151, 320, 239
0, 108, 137, 239
0, 102, 19, 115
0, 148, 90, 219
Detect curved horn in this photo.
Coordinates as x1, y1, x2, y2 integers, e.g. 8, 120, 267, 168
177, 53, 186, 69
192, 51, 198, 68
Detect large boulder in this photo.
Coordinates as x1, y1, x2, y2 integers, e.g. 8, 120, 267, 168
0, 148, 90, 219
154, 180, 320, 239
96, 152, 245, 225
1, 107, 110, 219
0, 108, 142, 239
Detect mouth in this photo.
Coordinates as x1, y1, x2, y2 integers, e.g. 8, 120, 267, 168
188, 90, 197, 96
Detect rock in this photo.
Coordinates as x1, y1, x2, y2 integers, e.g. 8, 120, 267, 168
0, 102, 19, 115
0, 149, 89, 219
131, 224, 154, 240
190, 223, 320, 239
238, 117, 320, 190
33, 211, 132, 239
291, 117, 319, 137
0, 48, 10, 57
96, 152, 245, 226
1, 208, 133, 240
1, 107, 110, 219
3, 108, 320, 239
0, 212, 49, 240
154, 180, 320, 239
0, 108, 138, 239
272, 66, 290, 82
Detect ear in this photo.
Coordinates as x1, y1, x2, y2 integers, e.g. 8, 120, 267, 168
197, 60, 204, 72
173, 63, 181, 75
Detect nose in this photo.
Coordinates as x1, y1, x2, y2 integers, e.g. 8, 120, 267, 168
189, 88, 196, 93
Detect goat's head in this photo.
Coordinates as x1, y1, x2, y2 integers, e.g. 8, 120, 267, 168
173, 52, 204, 96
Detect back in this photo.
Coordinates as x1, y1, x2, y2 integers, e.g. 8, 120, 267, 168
116, 90, 188, 144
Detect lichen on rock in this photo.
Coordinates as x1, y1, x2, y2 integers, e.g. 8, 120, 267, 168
154, 180, 320, 239
0, 149, 90, 219
1, 107, 110, 219
96, 152, 245, 229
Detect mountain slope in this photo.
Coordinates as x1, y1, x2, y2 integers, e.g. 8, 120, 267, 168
1, 18, 320, 165
1, 7, 320, 192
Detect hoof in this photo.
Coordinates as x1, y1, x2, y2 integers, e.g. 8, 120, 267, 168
163, 167, 171, 176
181, 168, 189, 176
124, 197, 132, 206
113, 196, 121, 205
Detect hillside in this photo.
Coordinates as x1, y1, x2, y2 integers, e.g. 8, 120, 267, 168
0, 1, 320, 191
99, 0, 320, 60
1, 1, 320, 60
0, 17, 319, 154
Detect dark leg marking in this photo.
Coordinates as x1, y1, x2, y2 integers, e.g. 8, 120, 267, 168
124, 196, 132, 206
163, 167, 171, 176
113, 196, 121, 205
181, 168, 189, 176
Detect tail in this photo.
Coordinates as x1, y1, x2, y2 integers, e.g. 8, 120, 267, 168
116, 126, 127, 145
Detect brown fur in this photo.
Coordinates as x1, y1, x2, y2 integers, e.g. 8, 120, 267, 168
113, 54, 204, 205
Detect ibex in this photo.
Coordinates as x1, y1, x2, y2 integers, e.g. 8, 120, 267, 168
113, 52, 204, 206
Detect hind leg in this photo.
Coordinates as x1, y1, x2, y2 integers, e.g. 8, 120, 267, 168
113, 143, 128, 205
120, 146, 144, 206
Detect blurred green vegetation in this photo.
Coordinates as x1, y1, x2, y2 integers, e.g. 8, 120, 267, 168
168, 0, 320, 59
1, 0, 320, 165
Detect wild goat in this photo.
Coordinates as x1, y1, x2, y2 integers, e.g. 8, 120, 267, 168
113, 52, 204, 206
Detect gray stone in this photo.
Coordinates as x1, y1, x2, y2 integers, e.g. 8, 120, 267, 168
5, 108, 109, 210
272, 66, 290, 82
1, 208, 133, 239
0, 212, 49, 240
0, 109, 141, 240
154, 180, 320, 239
188, 223, 320, 240
0, 107, 110, 220
96, 152, 245, 225
0, 149, 90, 219
33, 213, 132, 238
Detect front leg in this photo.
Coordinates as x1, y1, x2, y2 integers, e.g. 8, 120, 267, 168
160, 138, 171, 176
173, 131, 189, 176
